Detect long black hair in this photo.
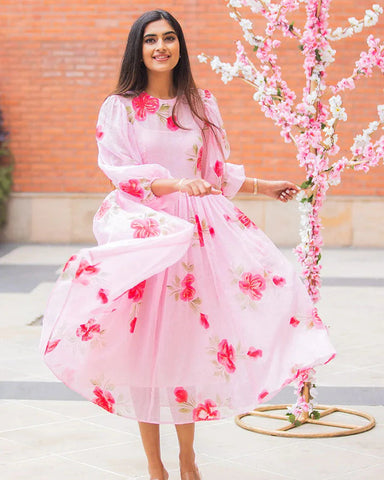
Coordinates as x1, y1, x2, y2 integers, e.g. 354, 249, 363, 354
111, 9, 216, 131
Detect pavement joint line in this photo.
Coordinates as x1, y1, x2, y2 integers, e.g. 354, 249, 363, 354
52, 452, 136, 478
225, 458, 297, 479
324, 461, 384, 480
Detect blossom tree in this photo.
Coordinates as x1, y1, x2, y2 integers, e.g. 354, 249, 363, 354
199, 0, 384, 423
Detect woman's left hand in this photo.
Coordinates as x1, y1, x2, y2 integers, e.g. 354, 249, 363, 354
260, 180, 300, 203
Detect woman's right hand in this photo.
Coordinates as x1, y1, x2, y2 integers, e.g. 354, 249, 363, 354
177, 178, 222, 196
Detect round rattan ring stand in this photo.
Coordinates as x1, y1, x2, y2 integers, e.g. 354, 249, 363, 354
235, 382, 376, 438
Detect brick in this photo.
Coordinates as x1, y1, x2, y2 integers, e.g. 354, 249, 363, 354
1, 0, 383, 195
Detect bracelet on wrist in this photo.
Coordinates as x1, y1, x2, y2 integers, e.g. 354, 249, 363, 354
253, 178, 258, 195
176, 178, 186, 191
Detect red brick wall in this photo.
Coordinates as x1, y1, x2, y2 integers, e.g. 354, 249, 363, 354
1, 0, 383, 195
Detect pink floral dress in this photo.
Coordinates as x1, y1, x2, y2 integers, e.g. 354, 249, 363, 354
40, 89, 336, 424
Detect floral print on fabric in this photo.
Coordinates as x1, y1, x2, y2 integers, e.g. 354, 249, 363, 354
76, 319, 103, 342
173, 387, 221, 421
130, 218, 161, 238
131, 92, 160, 121
92, 386, 115, 413
40, 89, 336, 425
167, 262, 202, 312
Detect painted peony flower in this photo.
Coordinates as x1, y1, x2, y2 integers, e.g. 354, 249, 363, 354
192, 399, 220, 421
174, 387, 188, 403
127, 280, 146, 302
132, 92, 160, 121
119, 179, 145, 199
130, 218, 161, 238
239, 272, 266, 300
93, 386, 115, 413
217, 339, 236, 373
76, 318, 101, 341
166, 115, 179, 131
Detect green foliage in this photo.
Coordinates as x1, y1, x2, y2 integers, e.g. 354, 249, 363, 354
0, 108, 13, 228
310, 410, 321, 420
300, 176, 313, 189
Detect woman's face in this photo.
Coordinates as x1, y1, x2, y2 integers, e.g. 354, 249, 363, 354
142, 19, 180, 73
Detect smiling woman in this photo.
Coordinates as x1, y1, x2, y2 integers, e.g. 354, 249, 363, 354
40, 8, 335, 480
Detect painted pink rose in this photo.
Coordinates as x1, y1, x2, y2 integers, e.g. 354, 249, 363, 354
76, 318, 101, 341
223, 213, 231, 222
119, 179, 145, 199
214, 160, 224, 177
45, 339, 60, 354
247, 347, 263, 358
129, 317, 137, 333
209, 226, 215, 237
200, 313, 209, 329
131, 218, 161, 238
132, 92, 160, 121
217, 339, 236, 373
239, 272, 266, 301
63, 255, 77, 272
166, 115, 179, 131
312, 308, 325, 329
273, 276, 286, 287
95, 125, 104, 140
174, 387, 188, 403
192, 399, 220, 421
93, 386, 115, 413
127, 280, 146, 302
195, 214, 204, 247
75, 260, 100, 282
204, 89, 212, 99
181, 273, 195, 287
95, 199, 111, 220
196, 147, 203, 171
234, 207, 257, 228
258, 390, 269, 401
290, 316, 300, 327
180, 285, 196, 302
97, 288, 109, 304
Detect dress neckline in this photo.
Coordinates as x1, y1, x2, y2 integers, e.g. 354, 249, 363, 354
144, 91, 177, 103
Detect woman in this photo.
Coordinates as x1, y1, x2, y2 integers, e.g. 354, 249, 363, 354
40, 9, 336, 480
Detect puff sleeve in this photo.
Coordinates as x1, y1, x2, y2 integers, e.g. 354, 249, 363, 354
202, 91, 246, 199
96, 94, 173, 205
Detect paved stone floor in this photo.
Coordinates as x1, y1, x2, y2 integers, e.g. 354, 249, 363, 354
0, 244, 383, 479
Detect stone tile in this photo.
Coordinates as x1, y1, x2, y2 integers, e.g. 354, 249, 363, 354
352, 201, 384, 247
200, 459, 295, 479
318, 248, 384, 278
0, 196, 32, 243
264, 200, 301, 246
1, 418, 135, 455
0, 437, 50, 463
30, 196, 72, 243
0, 245, 85, 265
230, 440, 378, 480
70, 196, 100, 243
61, 439, 163, 478
16, 399, 105, 420
0, 455, 130, 480
327, 462, 384, 480
0, 400, 70, 433
179, 419, 301, 459
320, 201, 353, 247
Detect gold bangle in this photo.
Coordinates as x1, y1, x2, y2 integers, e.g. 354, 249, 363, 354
253, 178, 258, 195
176, 178, 186, 191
